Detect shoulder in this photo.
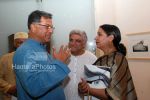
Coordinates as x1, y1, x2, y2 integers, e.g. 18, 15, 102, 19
0, 52, 14, 61
15, 39, 37, 56
84, 50, 97, 58
114, 52, 128, 66
115, 52, 127, 60
14, 42, 35, 61
94, 52, 128, 65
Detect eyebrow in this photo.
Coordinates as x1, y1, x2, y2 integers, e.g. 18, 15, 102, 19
97, 32, 101, 34
69, 38, 82, 41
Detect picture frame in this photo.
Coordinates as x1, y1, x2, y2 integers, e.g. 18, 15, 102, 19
126, 32, 150, 60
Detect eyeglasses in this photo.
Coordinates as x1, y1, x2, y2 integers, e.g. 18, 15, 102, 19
37, 23, 55, 30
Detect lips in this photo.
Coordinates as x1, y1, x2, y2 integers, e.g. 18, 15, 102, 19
96, 42, 99, 44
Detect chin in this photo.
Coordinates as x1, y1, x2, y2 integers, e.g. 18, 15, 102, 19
96, 46, 101, 49
45, 38, 51, 42
71, 50, 77, 53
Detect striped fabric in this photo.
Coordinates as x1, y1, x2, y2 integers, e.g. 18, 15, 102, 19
93, 52, 137, 100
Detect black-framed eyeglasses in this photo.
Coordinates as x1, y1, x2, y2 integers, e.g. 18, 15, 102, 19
37, 23, 55, 30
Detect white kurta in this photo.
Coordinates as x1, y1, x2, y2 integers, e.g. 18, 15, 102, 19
63, 50, 97, 100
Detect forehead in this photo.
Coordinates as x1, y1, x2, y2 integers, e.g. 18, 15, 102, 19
40, 17, 52, 24
98, 28, 106, 35
70, 34, 82, 39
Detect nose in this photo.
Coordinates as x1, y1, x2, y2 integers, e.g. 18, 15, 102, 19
47, 28, 53, 33
95, 36, 97, 40
70, 40, 77, 46
70, 41, 75, 45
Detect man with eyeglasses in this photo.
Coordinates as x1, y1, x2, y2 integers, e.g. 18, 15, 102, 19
13, 10, 70, 100
36, 23, 55, 30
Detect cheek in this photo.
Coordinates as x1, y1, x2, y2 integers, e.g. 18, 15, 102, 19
39, 33, 45, 39
97, 38, 105, 46
69, 41, 77, 46
36, 29, 44, 36
68, 42, 72, 47
69, 42, 81, 49
44, 33, 52, 40
45, 32, 51, 37
100, 36, 107, 42
99, 36, 104, 40
96, 36, 102, 40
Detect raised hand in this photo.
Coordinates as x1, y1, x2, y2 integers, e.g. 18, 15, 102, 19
52, 45, 71, 63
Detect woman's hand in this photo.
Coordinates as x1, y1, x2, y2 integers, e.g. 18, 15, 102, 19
78, 78, 90, 94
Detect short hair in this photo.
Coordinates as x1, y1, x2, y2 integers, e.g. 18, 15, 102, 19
28, 10, 52, 29
69, 29, 88, 44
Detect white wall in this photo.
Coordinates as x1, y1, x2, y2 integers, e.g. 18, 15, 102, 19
94, 0, 150, 99
0, 0, 38, 55
41, 0, 95, 50
0, 0, 95, 54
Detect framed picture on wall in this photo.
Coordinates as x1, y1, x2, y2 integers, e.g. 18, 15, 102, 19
126, 32, 150, 60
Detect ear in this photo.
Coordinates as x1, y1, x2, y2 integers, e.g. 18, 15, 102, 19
30, 24, 35, 31
108, 35, 114, 42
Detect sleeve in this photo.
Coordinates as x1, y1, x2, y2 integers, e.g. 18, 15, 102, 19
13, 50, 70, 98
87, 51, 97, 64
0, 56, 12, 93
106, 54, 129, 99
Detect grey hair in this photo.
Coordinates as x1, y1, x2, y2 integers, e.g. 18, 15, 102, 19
69, 29, 88, 44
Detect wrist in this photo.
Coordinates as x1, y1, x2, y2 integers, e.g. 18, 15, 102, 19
105, 89, 113, 100
87, 87, 91, 95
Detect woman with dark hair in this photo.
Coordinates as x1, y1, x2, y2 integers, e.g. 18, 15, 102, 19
78, 24, 137, 100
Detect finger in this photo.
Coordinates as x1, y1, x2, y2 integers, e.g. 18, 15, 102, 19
79, 78, 85, 86
80, 82, 87, 89
66, 48, 71, 54
52, 47, 56, 57
66, 50, 71, 58
81, 78, 86, 83
78, 82, 83, 88
59, 45, 64, 53
81, 83, 89, 92
79, 84, 88, 94
64, 45, 68, 51
81, 78, 84, 81
64, 46, 71, 58
81, 78, 87, 85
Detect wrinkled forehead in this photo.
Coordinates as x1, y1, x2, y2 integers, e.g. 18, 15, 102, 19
70, 33, 83, 40
70, 33, 82, 37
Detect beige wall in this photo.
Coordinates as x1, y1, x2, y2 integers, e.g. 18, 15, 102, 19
94, 0, 116, 31
116, 1, 150, 99
128, 59, 150, 100
94, 0, 150, 99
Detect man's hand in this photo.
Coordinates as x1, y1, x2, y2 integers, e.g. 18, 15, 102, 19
52, 45, 71, 63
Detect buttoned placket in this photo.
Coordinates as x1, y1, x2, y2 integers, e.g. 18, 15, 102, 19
73, 57, 78, 84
